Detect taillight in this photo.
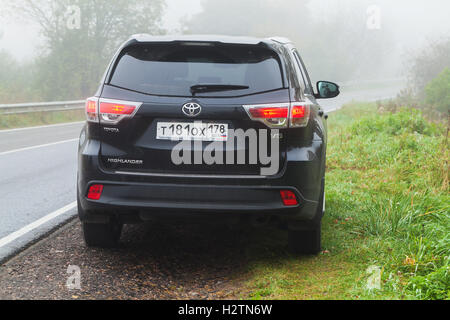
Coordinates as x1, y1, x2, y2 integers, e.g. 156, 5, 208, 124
244, 103, 289, 128
100, 102, 136, 115
280, 190, 298, 206
85, 97, 99, 122
248, 107, 288, 119
290, 104, 310, 128
98, 98, 143, 124
244, 103, 310, 128
87, 184, 103, 200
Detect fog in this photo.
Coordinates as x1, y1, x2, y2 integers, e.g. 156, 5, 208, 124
0, 0, 204, 61
310, 0, 450, 59
0, 0, 449, 102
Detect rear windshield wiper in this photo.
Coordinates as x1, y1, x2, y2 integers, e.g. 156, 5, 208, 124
190, 84, 249, 96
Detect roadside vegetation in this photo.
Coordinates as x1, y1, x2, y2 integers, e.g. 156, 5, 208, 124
241, 102, 449, 300
398, 37, 450, 121
0, 109, 84, 130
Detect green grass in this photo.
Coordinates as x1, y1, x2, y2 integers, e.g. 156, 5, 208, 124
0, 109, 85, 130
239, 102, 449, 300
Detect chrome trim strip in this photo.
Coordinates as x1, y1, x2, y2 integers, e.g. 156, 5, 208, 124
114, 170, 268, 179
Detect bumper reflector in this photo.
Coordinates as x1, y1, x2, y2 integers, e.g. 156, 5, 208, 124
87, 184, 104, 200
280, 190, 298, 206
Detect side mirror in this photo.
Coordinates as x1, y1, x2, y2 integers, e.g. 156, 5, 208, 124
315, 81, 340, 99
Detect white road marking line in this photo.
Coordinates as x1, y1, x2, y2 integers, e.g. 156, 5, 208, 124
0, 201, 77, 249
0, 121, 84, 133
0, 138, 79, 156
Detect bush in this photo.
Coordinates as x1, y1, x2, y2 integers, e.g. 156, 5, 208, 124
425, 68, 450, 114
408, 38, 450, 96
403, 38, 450, 119
408, 267, 450, 300
350, 108, 441, 136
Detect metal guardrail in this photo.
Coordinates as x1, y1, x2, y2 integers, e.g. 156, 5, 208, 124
0, 100, 85, 115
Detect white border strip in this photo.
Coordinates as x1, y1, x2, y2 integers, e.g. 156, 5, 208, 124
0, 138, 79, 156
0, 201, 77, 249
0, 121, 85, 133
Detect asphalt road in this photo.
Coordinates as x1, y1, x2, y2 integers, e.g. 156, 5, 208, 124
320, 81, 402, 111
0, 83, 403, 264
0, 122, 83, 262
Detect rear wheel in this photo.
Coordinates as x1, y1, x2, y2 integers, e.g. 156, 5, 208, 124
288, 181, 324, 255
82, 221, 123, 248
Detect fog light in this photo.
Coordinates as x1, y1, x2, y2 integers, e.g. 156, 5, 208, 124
280, 190, 298, 206
87, 184, 103, 200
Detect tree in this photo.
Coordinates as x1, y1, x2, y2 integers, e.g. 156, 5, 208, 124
184, 0, 312, 39
5, 0, 166, 100
305, 0, 394, 82
0, 50, 39, 103
184, 0, 393, 82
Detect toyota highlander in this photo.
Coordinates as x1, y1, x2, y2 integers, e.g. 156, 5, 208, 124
77, 34, 340, 253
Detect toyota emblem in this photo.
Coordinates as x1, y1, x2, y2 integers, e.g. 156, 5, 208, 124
182, 103, 202, 117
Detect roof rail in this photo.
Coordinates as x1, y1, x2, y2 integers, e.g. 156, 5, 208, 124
267, 37, 292, 44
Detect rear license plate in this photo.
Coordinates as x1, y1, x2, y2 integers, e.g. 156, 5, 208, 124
156, 122, 228, 141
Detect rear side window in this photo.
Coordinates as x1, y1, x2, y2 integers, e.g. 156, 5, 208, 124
109, 43, 285, 97
292, 50, 313, 95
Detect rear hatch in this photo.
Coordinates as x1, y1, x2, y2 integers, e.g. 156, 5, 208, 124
98, 42, 290, 176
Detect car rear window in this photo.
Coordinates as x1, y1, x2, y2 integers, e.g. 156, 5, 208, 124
109, 43, 285, 97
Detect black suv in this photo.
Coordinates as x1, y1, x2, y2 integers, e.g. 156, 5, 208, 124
77, 35, 339, 253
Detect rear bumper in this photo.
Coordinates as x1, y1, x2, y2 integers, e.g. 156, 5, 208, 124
79, 180, 318, 221
77, 137, 324, 224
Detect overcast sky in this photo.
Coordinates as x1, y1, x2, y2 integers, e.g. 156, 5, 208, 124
1, 0, 449, 61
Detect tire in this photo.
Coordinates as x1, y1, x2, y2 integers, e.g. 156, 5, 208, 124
77, 187, 122, 248
288, 223, 322, 254
288, 180, 325, 255
82, 221, 123, 248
